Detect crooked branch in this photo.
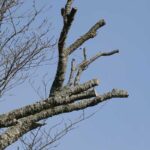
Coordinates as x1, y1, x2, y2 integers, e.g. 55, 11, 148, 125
50, 1, 77, 95
66, 19, 106, 55
74, 50, 119, 84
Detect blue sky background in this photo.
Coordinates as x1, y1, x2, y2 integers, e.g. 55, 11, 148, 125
1, 0, 150, 150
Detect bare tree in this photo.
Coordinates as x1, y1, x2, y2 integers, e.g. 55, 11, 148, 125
0, 0, 54, 97
0, 0, 128, 149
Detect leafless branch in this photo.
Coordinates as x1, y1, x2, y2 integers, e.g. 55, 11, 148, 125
66, 19, 106, 55
0, 0, 54, 96
50, 0, 77, 95
74, 49, 119, 84
67, 58, 76, 86
0, 1, 128, 149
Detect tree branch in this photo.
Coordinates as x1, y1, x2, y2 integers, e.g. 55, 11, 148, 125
66, 19, 106, 55
0, 79, 99, 128
26, 89, 128, 124
0, 89, 128, 149
0, 0, 18, 25
74, 50, 119, 85
0, 120, 45, 150
50, 1, 77, 95
67, 58, 76, 86
0, 1, 129, 149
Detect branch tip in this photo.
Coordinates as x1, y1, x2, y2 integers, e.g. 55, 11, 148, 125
93, 79, 100, 85
111, 89, 129, 97
99, 19, 106, 25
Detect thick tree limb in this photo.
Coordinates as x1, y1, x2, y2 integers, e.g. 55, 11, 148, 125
50, 2, 77, 95
69, 88, 97, 101
0, 79, 99, 128
0, 89, 128, 150
23, 89, 128, 126
0, 120, 45, 150
65, 79, 99, 95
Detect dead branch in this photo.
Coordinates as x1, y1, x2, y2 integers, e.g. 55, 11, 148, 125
0, 88, 128, 149
50, 0, 77, 95
66, 19, 106, 55
74, 49, 119, 84
0, 0, 128, 149
67, 58, 76, 86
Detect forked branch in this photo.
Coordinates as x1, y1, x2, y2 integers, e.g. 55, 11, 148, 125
0, 89, 128, 149
74, 49, 119, 84
50, 0, 77, 95
0, 1, 128, 149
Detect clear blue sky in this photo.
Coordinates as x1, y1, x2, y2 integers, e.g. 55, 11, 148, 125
1, 0, 150, 150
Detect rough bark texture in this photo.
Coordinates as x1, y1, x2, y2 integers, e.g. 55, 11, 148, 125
0, 0, 128, 149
